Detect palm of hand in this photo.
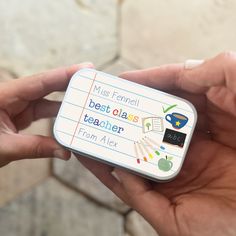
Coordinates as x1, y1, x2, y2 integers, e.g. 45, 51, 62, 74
77, 88, 236, 236
147, 88, 236, 236
75, 57, 236, 235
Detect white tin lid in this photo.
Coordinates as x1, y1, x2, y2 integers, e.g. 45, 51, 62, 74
54, 69, 197, 181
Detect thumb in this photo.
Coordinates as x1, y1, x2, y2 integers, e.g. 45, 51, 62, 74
182, 52, 236, 93
0, 133, 71, 162
120, 52, 236, 96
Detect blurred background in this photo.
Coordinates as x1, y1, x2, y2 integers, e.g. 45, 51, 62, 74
0, 0, 236, 235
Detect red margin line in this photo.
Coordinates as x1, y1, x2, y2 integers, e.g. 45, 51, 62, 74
70, 72, 97, 146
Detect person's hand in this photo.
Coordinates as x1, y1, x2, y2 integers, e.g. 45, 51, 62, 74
0, 62, 93, 167
76, 52, 236, 236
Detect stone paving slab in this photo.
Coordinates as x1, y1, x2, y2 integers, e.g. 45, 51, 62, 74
121, 0, 236, 68
0, 0, 118, 76
53, 155, 129, 213
0, 178, 124, 236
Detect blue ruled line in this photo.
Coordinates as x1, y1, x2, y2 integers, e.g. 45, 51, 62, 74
69, 85, 193, 129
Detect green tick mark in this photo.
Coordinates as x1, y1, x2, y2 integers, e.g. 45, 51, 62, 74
162, 104, 177, 113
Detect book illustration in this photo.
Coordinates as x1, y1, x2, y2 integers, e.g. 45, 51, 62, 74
142, 117, 164, 133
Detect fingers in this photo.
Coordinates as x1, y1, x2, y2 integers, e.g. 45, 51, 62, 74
114, 168, 152, 195
77, 155, 176, 234
182, 52, 236, 93
120, 51, 236, 94
14, 99, 61, 130
113, 169, 176, 235
0, 133, 71, 163
32, 99, 61, 119
120, 63, 208, 94
120, 64, 183, 91
0, 160, 10, 168
77, 155, 128, 201
9, 62, 94, 101
77, 155, 117, 188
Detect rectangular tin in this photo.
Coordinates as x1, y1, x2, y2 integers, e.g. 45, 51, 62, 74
53, 69, 197, 182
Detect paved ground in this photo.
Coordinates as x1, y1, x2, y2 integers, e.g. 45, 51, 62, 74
1, 0, 236, 235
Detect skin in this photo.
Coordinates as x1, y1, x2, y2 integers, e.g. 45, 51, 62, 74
0, 62, 93, 167
76, 52, 236, 236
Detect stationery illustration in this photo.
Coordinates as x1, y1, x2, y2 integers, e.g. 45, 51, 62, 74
163, 128, 187, 147
133, 137, 174, 172
134, 140, 162, 163
144, 136, 165, 150
136, 142, 148, 162
142, 138, 160, 156
165, 112, 188, 129
142, 117, 164, 133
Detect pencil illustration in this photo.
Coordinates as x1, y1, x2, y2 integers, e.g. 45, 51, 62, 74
142, 138, 160, 156
145, 136, 165, 150
136, 142, 148, 162
134, 142, 141, 164
140, 140, 154, 159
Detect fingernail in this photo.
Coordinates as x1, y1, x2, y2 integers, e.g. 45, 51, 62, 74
54, 149, 68, 160
79, 62, 94, 68
184, 59, 204, 69
111, 170, 121, 182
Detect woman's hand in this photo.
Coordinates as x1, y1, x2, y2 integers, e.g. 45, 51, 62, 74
76, 52, 236, 236
0, 62, 93, 167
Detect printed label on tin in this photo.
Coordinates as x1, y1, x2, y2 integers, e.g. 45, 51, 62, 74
54, 69, 197, 180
